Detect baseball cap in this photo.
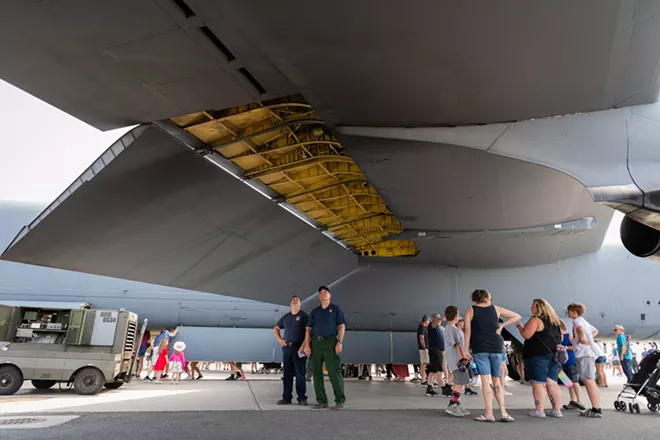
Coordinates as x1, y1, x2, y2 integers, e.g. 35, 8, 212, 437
613, 324, 625, 332
422, 315, 430, 322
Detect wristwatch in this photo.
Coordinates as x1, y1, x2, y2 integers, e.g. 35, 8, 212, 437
338, 340, 343, 343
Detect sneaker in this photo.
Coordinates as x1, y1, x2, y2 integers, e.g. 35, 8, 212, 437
446, 402, 465, 417
465, 388, 478, 396
358, 376, 366, 381
238, 375, 247, 381
563, 401, 586, 411
579, 408, 603, 418
529, 410, 546, 418
504, 390, 513, 396
276, 399, 292, 405
298, 400, 308, 406
426, 388, 439, 397
313, 403, 328, 409
410, 378, 419, 383
333, 404, 344, 410
225, 375, 236, 381
548, 410, 563, 418
459, 405, 471, 416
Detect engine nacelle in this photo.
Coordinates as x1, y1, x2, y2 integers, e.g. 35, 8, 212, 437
620, 215, 660, 260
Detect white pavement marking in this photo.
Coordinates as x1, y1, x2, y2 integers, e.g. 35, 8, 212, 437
0, 390, 200, 414
0, 415, 80, 429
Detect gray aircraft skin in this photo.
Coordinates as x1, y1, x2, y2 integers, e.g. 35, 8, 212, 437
0, 203, 286, 330
4, 2, 660, 363
1, 203, 658, 340
1, 245, 659, 340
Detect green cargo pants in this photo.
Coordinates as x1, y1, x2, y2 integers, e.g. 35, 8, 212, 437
311, 336, 346, 404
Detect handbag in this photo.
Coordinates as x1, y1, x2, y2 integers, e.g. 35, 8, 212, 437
537, 319, 567, 364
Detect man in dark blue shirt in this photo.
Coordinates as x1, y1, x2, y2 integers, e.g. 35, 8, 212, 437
425, 313, 447, 396
304, 286, 346, 409
274, 295, 308, 405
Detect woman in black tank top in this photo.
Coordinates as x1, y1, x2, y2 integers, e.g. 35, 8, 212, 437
516, 298, 563, 417
464, 289, 521, 422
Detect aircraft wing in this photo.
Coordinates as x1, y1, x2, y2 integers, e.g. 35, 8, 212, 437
1, 125, 356, 305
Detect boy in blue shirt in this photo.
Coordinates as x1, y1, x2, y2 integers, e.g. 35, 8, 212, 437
560, 321, 585, 411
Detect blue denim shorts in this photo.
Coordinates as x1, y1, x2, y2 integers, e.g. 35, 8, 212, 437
524, 354, 560, 384
595, 355, 607, 364
473, 352, 504, 377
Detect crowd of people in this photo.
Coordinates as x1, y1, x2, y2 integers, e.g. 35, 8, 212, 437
130, 287, 659, 421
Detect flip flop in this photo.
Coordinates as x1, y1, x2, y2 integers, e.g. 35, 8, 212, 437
499, 414, 515, 423
474, 414, 496, 423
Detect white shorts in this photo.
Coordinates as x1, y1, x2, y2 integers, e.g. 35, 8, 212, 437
576, 356, 596, 380
419, 349, 429, 364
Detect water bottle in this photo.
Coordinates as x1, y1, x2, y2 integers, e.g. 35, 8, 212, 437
558, 369, 573, 388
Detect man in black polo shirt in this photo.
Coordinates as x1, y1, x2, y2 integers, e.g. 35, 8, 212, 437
304, 286, 346, 409
274, 295, 308, 405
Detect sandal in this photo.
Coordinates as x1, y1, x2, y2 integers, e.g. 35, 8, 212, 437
499, 414, 515, 423
474, 415, 496, 423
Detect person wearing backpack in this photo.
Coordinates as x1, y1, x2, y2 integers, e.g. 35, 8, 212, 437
614, 325, 634, 383
515, 298, 563, 418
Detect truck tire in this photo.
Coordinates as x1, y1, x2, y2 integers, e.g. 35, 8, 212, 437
0, 365, 23, 395
104, 382, 124, 390
73, 367, 105, 395
31, 380, 57, 390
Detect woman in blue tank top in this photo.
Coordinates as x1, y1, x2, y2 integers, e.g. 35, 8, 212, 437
464, 289, 521, 423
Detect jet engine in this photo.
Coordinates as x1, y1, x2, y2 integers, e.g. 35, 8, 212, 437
620, 215, 660, 260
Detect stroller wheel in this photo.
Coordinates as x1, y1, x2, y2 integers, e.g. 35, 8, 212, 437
648, 403, 659, 413
614, 401, 620, 411
633, 403, 640, 414
629, 403, 634, 413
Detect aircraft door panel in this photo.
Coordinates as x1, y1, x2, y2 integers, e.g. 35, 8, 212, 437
179, 307, 278, 328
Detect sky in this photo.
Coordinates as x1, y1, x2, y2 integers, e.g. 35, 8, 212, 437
0, 79, 131, 204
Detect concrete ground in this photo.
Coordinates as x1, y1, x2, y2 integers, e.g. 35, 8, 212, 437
0, 372, 656, 438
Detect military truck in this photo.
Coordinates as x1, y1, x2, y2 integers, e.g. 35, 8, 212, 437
0, 301, 145, 395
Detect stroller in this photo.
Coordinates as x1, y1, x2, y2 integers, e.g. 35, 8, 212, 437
614, 350, 660, 414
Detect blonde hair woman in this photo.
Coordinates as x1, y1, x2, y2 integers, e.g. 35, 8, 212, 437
515, 298, 563, 418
